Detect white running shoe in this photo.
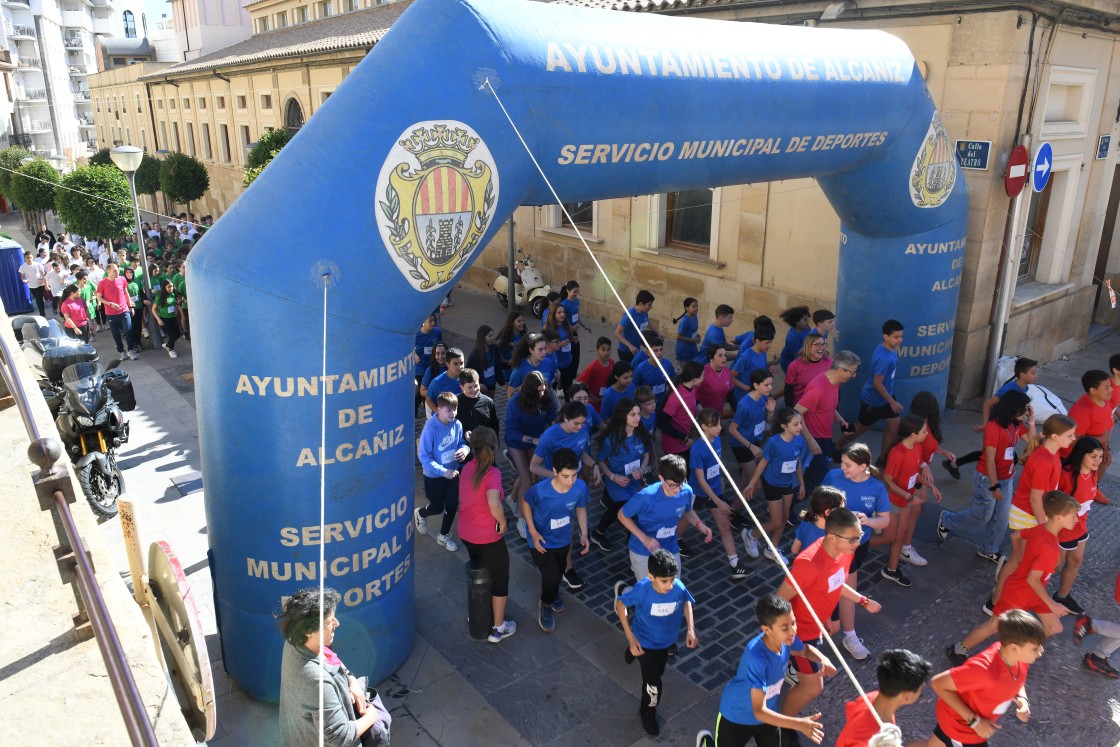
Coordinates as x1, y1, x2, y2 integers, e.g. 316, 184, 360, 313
436, 533, 459, 552
516, 517, 528, 540
764, 547, 789, 565
168, 349, 179, 358
842, 635, 870, 660
899, 546, 928, 567
413, 506, 428, 535
741, 529, 760, 559
487, 620, 517, 643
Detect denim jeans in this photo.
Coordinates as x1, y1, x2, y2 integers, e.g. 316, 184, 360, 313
105, 312, 132, 354
941, 471, 1014, 555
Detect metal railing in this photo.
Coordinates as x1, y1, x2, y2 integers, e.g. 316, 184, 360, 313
17, 56, 41, 68
0, 331, 159, 746
74, 90, 91, 101
7, 23, 34, 36
17, 88, 47, 100
64, 36, 84, 48
8, 133, 31, 146
22, 119, 51, 132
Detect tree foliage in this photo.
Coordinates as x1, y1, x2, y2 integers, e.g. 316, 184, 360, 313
55, 165, 134, 239
89, 148, 113, 166
9, 159, 59, 213
135, 153, 161, 195
159, 151, 209, 207
242, 149, 280, 188
0, 146, 33, 198
247, 128, 291, 169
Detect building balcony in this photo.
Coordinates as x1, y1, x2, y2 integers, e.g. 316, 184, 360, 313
73, 90, 91, 102
16, 57, 41, 70
6, 23, 35, 39
1, 0, 31, 8
68, 65, 88, 77
8, 133, 31, 147
16, 88, 46, 101
78, 120, 95, 128
62, 10, 94, 31
92, 16, 114, 34
21, 119, 51, 133
64, 36, 84, 49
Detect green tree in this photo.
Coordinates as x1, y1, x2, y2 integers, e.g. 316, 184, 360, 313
55, 165, 134, 239
89, 148, 113, 166
134, 153, 161, 196
9, 159, 58, 215
159, 151, 209, 210
242, 149, 280, 188
0, 145, 33, 198
247, 128, 291, 169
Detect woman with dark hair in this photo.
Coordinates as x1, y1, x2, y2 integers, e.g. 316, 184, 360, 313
504, 371, 557, 538
59, 283, 90, 342
592, 397, 651, 552
278, 587, 391, 746
152, 278, 183, 359
495, 310, 526, 383
122, 266, 144, 355
466, 324, 500, 396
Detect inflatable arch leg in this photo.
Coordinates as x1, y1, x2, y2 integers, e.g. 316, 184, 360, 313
187, 0, 967, 699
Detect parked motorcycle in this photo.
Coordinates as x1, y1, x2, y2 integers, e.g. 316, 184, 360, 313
494, 247, 552, 319
55, 361, 133, 517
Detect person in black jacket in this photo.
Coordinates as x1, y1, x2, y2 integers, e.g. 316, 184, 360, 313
457, 368, 500, 443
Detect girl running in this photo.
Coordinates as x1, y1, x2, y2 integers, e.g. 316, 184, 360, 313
689, 408, 752, 580
778, 305, 812, 372
467, 324, 501, 396
727, 369, 775, 491
877, 414, 932, 588
495, 311, 526, 384
504, 371, 558, 539
696, 344, 734, 417
545, 301, 576, 393
659, 362, 704, 466
743, 407, 811, 565
592, 398, 652, 552
601, 361, 635, 421
1052, 435, 1105, 616
673, 297, 701, 366
789, 485, 845, 555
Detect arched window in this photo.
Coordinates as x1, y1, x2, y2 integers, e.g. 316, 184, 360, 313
284, 98, 304, 134
123, 10, 136, 38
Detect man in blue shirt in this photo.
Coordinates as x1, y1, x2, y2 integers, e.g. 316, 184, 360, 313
619, 454, 712, 582
837, 319, 904, 453
696, 594, 831, 747
615, 289, 655, 363
522, 448, 589, 633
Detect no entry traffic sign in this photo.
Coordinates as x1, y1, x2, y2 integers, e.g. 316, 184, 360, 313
1005, 144, 1029, 197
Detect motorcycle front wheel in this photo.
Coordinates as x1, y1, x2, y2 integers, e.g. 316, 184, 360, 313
79, 458, 124, 518
496, 291, 509, 308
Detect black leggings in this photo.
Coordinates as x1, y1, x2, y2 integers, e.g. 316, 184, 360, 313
462, 539, 510, 596
159, 315, 182, 351
715, 714, 802, 747
636, 647, 671, 713
595, 494, 627, 535
530, 545, 569, 604
420, 475, 460, 536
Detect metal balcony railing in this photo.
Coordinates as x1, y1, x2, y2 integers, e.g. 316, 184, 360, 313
64, 36, 84, 48
22, 119, 51, 132
7, 23, 34, 36
17, 88, 47, 100
8, 133, 31, 147
74, 90, 91, 101
17, 56, 41, 68
0, 331, 159, 747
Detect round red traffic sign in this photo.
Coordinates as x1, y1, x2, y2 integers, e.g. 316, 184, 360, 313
1005, 144, 1029, 197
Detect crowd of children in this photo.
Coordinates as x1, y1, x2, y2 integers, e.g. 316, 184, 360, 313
410, 286, 1119, 743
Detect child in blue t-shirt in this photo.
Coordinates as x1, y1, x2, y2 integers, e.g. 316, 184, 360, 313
697, 594, 830, 747
689, 409, 754, 582
673, 297, 701, 365
837, 319, 905, 453
633, 335, 676, 408
696, 303, 739, 363
614, 549, 697, 738
615, 289, 654, 363
743, 408, 811, 564
790, 485, 845, 555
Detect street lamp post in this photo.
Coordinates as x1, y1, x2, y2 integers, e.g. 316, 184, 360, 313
110, 145, 163, 349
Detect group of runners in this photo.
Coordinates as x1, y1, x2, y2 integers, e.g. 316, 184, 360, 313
411, 286, 1119, 745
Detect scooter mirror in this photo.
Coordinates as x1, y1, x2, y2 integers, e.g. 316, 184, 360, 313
107, 358, 123, 370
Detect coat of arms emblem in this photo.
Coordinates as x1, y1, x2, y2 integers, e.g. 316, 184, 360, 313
909, 112, 956, 209
376, 121, 499, 291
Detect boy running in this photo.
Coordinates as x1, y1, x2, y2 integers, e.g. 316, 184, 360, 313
836, 320, 904, 452
834, 649, 931, 747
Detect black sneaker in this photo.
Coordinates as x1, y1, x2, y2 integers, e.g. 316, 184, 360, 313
731, 563, 755, 581
729, 512, 748, 532
943, 459, 961, 480
880, 567, 912, 587
936, 512, 949, 542
1084, 653, 1120, 679
640, 708, 660, 736
668, 643, 679, 657
1054, 593, 1085, 615
982, 596, 994, 616
589, 530, 613, 552
975, 550, 1002, 564
562, 568, 583, 590
678, 539, 693, 558
945, 644, 968, 667
1074, 615, 1095, 646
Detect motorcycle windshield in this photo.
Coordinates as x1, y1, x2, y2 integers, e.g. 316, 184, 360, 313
62, 361, 106, 417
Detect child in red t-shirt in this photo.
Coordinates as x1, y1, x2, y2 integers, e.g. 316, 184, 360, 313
992, 414, 1076, 613
834, 649, 931, 747
777, 508, 882, 720
875, 414, 932, 588
951, 491, 1080, 661
922, 610, 1044, 747
1066, 369, 1114, 500
1052, 436, 1106, 616
576, 337, 614, 411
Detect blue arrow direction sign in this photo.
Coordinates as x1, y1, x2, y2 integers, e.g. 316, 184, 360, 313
1032, 142, 1053, 192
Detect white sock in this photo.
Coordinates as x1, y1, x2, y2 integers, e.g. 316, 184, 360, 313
844, 630, 859, 641
903, 544, 913, 552
728, 555, 739, 568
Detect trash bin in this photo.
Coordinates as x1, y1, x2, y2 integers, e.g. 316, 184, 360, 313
466, 559, 493, 640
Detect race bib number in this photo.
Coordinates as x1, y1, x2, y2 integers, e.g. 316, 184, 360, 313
655, 526, 675, 539
993, 699, 1013, 716
423, 346, 433, 355
130, 295, 139, 304
650, 602, 677, 617
706, 464, 720, 480
754, 422, 765, 437
167, 304, 176, 314
624, 460, 640, 476
483, 366, 495, 379
653, 384, 666, 395
1079, 500, 1092, 517
781, 460, 797, 474
1004, 447, 1015, 461
640, 321, 649, 330
438, 450, 455, 465
561, 341, 571, 350
764, 680, 783, 700
907, 473, 917, 489
827, 567, 847, 593
550, 515, 571, 530
570, 313, 579, 324
599, 387, 607, 396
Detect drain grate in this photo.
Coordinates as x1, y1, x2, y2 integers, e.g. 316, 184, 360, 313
159, 364, 196, 392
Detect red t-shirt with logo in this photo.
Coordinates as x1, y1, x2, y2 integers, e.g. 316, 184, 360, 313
1063, 395, 1111, 459
1011, 448, 1061, 517
789, 537, 851, 641
993, 523, 1060, 615
935, 642, 1029, 742
797, 373, 839, 441
885, 441, 923, 507
978, 421, 1026, 480
576, 359, 613, 408
1057, 468, 1096, 542
836, 691, 890, 747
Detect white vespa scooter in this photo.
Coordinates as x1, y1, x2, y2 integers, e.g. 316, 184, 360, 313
494, 247, 552, 319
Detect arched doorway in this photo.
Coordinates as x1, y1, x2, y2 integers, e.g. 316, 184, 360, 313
283, 97, 304, 134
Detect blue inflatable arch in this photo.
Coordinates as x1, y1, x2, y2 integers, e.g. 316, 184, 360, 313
187, 0, 967, 700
